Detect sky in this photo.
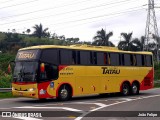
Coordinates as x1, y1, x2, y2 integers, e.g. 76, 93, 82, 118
0, 0, 160, 46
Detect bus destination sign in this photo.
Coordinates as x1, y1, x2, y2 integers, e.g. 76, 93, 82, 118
16, 50, 39, 60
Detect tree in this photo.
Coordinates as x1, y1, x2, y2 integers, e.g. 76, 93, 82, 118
32, 23, 48, 38
66, 37, 79, 43
26, 29, 31, 35
2, 32, 23, 52
59, 35, 65, 41
131, 36, 145, 51
152, 34, 160, 61
93, 28, 114, 46
118, 32, 133, 51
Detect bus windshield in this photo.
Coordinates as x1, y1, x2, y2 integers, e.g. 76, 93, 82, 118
13, 62, 38, 82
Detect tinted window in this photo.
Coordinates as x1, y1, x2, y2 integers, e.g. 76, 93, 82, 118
130, 54, 137, 66
80, 51, 91, 65
110, 53, 120, 66
124, 54, 131, 66
72, 51, 76, 64
60, 50, 72, 64
142, 55, 146, 66
41, 49, 58, 64
93, 52, 97, 64
40, 63, 58, 81
136, 54, 142, 66
104, 53, 110, 65
97, 52, 104, 65
146, 55, 152, 66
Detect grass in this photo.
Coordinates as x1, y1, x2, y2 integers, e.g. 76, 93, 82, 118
154, 82, 160, 88
0, 92, 16, 98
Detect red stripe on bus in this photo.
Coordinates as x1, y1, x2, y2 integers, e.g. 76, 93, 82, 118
38, 81, 54, 99
140, 68, 154, 90
59, 65, 68, 71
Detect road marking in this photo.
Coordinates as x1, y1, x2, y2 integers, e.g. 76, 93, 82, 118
13, 117, 43, 120
75, 94, 160, 120
0, 98, 26, 102
106, 98, 132, 101
14, 106, 84, 113
75, 102, 106, 107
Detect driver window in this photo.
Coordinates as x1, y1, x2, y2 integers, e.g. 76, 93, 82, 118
40, 63, 58, 80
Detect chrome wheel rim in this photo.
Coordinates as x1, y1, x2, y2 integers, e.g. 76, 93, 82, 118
132, 85, 137, 94
123, 85, 128, 95
60, 87, 68, 99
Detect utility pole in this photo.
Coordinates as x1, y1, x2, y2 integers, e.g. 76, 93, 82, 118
144, 0, 159, 61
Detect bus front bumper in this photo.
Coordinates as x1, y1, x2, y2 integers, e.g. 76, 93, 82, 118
12, 90, 38, 98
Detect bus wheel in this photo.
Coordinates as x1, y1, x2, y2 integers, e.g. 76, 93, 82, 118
131, 83, 139, 95
121, 83, 130, 96
57, 85, 71, 101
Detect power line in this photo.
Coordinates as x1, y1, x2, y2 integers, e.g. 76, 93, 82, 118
0, 0, 41, 9
0, 0, 94, 19
0, 0, 134, 20
0, 0, 13, 4
53, 9, 144, 31
0, 0, 137, 26
49, 7, 144, 26
4, 7, 144, 31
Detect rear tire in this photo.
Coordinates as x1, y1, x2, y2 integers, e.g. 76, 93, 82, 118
57, 85, 71, 101
131, 83, 139, 95
121, 83, 130, 96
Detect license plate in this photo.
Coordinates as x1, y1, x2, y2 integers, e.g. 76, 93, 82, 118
18, 92, 23, 96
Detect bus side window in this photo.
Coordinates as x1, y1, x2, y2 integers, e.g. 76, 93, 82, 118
104, 53, 110, 65
41, 49, 58, 65
60, 50, 72, 65
104, 53, 107, 65
130, 54, 136, 66
80, 51, 91, 65
121, 54, 125, 65
97, 52, 104, 65
124, 54, 130, 66
93, 52, 97, 65
72, 51, 76, 64
142, 55, 146, 66
146, 55, 152, 66
90, 52, 94, 65
107, 53, 111, 65
77, 51, 80, 64
110, 53, 119, 66
136, 54, 142, 66
133, 54, 137, 66
130, 54, 133, 66
40, 63, 58, 80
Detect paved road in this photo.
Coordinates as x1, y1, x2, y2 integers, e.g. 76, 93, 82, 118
0, 88, 160, 120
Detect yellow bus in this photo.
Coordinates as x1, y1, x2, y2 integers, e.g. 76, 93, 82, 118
12, 45, 154, 101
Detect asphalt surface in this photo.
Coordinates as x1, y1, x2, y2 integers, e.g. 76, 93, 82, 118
0, 88, 160, 120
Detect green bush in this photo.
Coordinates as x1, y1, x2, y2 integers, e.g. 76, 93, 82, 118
0, 53, 15, 72
0, 75, 12, 88
154, 62, 160, 81
0, 53, 15, 88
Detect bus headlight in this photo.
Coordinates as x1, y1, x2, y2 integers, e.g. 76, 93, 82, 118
28, 88, 36, 91
12, 87, 15, 90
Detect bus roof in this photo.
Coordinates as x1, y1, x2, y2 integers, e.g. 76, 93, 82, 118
19, 44, 152, 55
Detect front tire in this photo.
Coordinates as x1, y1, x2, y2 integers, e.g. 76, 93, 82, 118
57, 85, 71, 101
121, 83, 130, 96
131, 83, 139, 95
